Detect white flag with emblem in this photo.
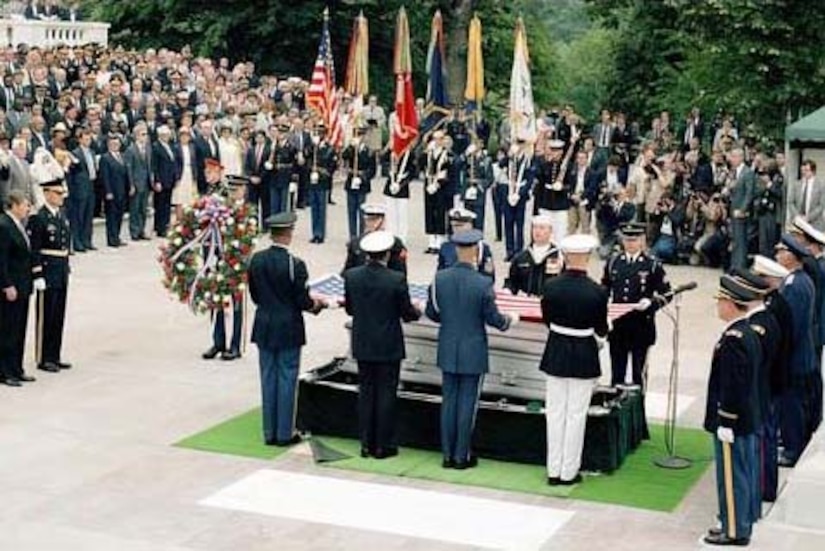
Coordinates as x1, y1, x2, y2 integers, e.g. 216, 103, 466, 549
509, 18, 536, 143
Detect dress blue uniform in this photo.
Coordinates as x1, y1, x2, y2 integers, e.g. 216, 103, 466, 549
425, 230, 511, 468
502, 147, 534, 260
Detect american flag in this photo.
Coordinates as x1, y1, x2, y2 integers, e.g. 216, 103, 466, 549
307, 9, 343, 148
310, 274, 637, 324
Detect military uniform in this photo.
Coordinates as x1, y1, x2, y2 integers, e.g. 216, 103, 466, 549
342, 137, 375, 238
502, 149, 534, 260
343, 234, 407, 275
424, 140, 453, 250
267, 136, 296, 217
381, 149, 416, 241
461, 149, 493, 232
437, 239, 494, 280
506, 242, 563, 296
28, 202, 71, 371
307, 136, 337, 243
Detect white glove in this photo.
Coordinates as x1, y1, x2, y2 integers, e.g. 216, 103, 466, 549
635, 298, 652, 311
551, 181, 563, 191
426, 182, 438, 195
596, 335, 606, 350
324, 298, 341, 310
508, 312, 520, 328
289, 182, 298, 194
717, 427, 735, 444
580, 199, 589, 207
389, 182, 400, 195
507, 193, 520, 207
33, 278, 46, 292
352, 176, 362, 190
264, 161, 273, 170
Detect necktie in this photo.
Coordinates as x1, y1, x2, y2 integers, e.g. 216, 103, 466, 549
85, 148, 96, 180
601, 125, 608, 147
256, 144, 263, 168
803, 179, 811, 216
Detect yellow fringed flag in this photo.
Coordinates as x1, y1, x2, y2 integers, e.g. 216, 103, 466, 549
464, 14, 485, 109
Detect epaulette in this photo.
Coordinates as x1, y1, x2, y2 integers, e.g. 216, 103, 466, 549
750, 324, 765, 336
725, 329, 743, 339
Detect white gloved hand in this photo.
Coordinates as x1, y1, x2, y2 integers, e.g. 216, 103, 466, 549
264, 161, 273, 170
635, 298, 652, 311
717, 426, 735, 444
596, 335, 606, 350
426, 183, 439, 195
508, 312, 520, 328
389, 182, 400, 195
507, 193, 521, 207
289, 182, 298, 194
34, 278, 46, 292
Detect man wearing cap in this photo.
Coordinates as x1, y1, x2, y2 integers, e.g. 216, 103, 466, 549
263, 123, 293, 216
99, 133, 129, 247
603, 223, 671, 391
774, 233, 816, 467
342, 125, 375, 239
28, 177, 72, 374
702, 274, 762, 546
541, 233, 608, 485
381, 144, 415, 242
751, 255, 792, 503
307, 121, 337, 244
152, 125, 178, 237
342, 203, 407, 275
461, 141, 493, 232
343, 230, 421, 458
437, 207, 494, 279
425, 229, 515, 469
249, 211, 325, 446
424, 131, 452, 253
124, 123, 153, 241
0, 190, 36, 387
506, 214, 563, 296
502, 139, 534, 261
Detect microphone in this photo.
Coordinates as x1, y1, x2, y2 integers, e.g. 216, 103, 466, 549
656, 281, 698, 302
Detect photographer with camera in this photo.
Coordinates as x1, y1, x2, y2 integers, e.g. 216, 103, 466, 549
686, 190, 729, 268
753, 160, 784, 256
648, 193, 680, 264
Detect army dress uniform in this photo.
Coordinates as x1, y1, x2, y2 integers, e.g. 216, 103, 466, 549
266, 131, 297, 217
28, 181, 72, 372
342, 132, 376, 239
307, 132, 338, 243
461, 147, 493, 232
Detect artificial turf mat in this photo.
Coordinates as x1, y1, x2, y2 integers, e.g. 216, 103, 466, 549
176, 407, 712, 512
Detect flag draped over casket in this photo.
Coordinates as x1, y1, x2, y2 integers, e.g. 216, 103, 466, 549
392, 7, 418, 155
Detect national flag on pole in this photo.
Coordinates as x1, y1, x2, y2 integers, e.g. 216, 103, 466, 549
307, 8, 342, 147
345, 11, 369, 99
392, 7, 418, 155
422, 10, 449, 134
509, 17, 537, 142
464, 14, 485, 112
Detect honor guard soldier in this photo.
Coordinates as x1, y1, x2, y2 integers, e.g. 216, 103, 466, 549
343, 203, 407, 275
307, 121, 337, 244
460, 141, 493, 232
381, 145, 416, 241
437, 207, 494, 279
343, 230, 421, 459
425, 229, 515, 469
29, 178, 72, 373
265, 120, 296, 217
502, 139, 534, 261
342, 124, 376, 238
751, 255, 792, 503
533, 139, 570, 241
603, 223, 671, 388
540, 234, 608, 485
202, 173, 250, 362
248, 211, 326, 446
446, 107, 471, 155
703, 274, 762, 547
773, 233, 817, 467
506, 214, 563, 296
424, 130, 452, 253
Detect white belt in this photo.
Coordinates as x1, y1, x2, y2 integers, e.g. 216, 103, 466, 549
549, 323, 594, 338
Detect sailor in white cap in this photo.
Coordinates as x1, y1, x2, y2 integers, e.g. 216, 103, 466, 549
342, 203, 407, 275
343, 230, 421, 459
424, 130, 452, 253
505, 214, 563, 296
436, 207, 494, 279
501, 138, 534, 261
532, 138, 569, 242
540, 233, 608, 486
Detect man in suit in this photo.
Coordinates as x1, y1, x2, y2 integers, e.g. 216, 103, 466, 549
0, 191, 36, 386
245, 129, 271, 222
28, 178, 72, 373
3, 138, 35, 206
99, 133, 130, 247
343, 230, 421, 458
124, 124, 152, 241
194, 118, 220, 195
728, 148, 755, 270
68, 128, 97, 252
591, 109, 613, 172
788, 160, 824, 231
152, 125, 177, 237
541, 234, 608, 485
566, 150, 599, 235
248, 211, 326, 446
425, 229, 515, 469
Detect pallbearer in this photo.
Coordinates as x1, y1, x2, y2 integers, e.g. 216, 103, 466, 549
505, 214, 563, 296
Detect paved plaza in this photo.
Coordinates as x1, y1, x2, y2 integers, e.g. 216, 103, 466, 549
1, 186, 823, 550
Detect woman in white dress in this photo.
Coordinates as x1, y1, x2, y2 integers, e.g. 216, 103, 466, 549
217, 121, 243, 176
172, 126, 198, 220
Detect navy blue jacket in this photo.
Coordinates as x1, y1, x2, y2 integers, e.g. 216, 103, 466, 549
779, 268, 817, 376
436, 241, 494, 281
99, 152, 129, 200
425, 262, 510, 374
152, 141, 179, 190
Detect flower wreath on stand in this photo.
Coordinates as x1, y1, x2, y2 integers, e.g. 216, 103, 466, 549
159, 194, 259, 313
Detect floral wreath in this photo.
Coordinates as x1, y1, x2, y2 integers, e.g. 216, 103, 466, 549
159, 194, 259, 313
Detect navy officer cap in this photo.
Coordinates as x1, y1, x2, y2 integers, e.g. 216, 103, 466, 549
620, 223, 646, 237
776, 233, 810, 259
729, 268, 769, 296
715, 273, 761, 305
266, 211, 297, 230
451, 229, 483, 247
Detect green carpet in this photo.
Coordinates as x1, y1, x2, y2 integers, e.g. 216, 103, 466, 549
175, 407, 712, 512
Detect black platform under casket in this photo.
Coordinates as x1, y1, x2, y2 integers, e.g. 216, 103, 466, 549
297, 321, 647, 472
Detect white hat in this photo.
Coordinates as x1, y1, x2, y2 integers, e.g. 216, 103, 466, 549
448, 207, 476, 222
560, 234, 598, 254
752, 255, 790, 279
360, 203, 387, 217
791, 215, 825, 246
531, 214, 553, 226
360, 230, 395, 254
548, 139, 565, 149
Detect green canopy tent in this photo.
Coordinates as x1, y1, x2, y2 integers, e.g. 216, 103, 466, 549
785, 107, 825, 228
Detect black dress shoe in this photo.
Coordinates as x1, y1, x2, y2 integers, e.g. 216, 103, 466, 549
2, 378, 22, 387
558, 474, 583, 485
38, 363, 60, 373
373, 447, 398, 460
58, 362, 72, 370
275, 434, 302, 447
442, 458, 455, 469
19, 374, 36, 382
140, 235, 151, 241
87, 245, 98, 251
454, 456, 478, 470
547, 477, 561, 486
360, 447, 371, 458
75, 248, 86, 253
778, 454, 796, 468
117, 241, 128, 247
703, 533, 750, 546
201, 346, 224, 360
220, 350, 241, 361
131, 237, 141, 242
265, 437, 277, 446
108, 243, 119, 248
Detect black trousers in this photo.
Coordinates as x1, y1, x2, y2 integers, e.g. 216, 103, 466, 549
424, 191, 447, 235
68, 190, 95, 250
609, 338, 650, 387
35, 287, 67, 366
357, 361, 401, 453
247, 182, 271, 223
153, 187, 173, 236
0, 294, 30, 380
105, 196, 126, 245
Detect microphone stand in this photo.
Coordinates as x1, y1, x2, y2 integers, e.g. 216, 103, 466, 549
654, 290, 692, 469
